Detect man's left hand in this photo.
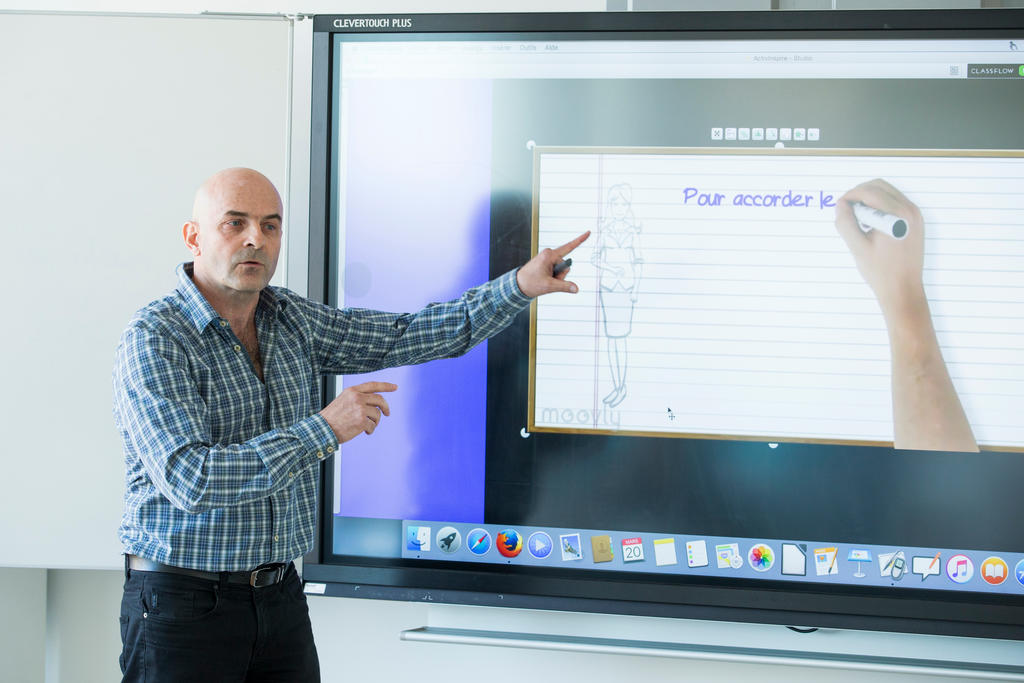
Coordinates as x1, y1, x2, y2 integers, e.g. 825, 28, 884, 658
516, 231, 591, 298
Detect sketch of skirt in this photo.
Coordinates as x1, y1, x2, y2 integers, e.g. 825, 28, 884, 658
599, 285, 635, 338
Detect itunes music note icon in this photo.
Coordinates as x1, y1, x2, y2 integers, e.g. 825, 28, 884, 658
946, 554, 974, 584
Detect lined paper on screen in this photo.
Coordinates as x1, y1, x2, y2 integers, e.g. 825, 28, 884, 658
530, 149, 1024, 450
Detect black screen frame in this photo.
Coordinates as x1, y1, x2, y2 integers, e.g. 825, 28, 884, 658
304, 9, 1024, 641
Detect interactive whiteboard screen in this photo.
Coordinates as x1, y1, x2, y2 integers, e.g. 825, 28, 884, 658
530, 149, 1024, 449
309, 10, 1024, 640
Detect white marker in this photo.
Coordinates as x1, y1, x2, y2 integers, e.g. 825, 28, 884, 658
852, 202, 909, 240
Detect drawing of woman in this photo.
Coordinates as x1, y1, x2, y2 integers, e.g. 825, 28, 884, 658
591, 183, 643, 408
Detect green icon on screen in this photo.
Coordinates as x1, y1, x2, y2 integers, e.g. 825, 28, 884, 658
1019, 65, 1024, 77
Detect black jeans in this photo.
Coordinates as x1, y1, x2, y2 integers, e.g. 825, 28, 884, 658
119, 561, 320, 682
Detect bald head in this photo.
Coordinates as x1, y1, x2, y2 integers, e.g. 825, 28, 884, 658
184, 168, 284, 307
192, 167, 282, 223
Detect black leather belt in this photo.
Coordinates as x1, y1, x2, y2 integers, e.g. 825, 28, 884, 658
127, 555, 288, 588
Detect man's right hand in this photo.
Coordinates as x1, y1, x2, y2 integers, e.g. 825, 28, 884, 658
319, 381, 398, 444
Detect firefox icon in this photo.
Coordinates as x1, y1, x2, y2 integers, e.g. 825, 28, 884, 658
496, 528, 523, 558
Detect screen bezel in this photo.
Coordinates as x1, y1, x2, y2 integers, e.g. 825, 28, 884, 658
304, 9, 1024, 641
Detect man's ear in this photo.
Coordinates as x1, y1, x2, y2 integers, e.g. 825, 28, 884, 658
183, 221, 201, 256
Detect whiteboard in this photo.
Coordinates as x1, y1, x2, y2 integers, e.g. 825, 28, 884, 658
0, 12, 290, 569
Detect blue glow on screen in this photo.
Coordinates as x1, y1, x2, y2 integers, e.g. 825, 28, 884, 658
335, 78, 494, 524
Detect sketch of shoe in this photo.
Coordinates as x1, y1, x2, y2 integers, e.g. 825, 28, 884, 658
608, 385, 627, 408
602, 387, 619, 404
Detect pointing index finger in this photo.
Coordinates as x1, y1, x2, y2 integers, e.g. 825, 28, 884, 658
352, 381, 398, 394
554, 231, 591, 258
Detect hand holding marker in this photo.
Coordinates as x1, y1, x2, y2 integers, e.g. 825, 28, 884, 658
853, 201, 909, 240
832, 178, 978, 454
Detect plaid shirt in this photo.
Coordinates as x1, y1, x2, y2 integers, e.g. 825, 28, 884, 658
113, 262, 530, 571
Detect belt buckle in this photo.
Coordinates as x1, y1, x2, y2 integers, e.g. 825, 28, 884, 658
249, 565, 283, 588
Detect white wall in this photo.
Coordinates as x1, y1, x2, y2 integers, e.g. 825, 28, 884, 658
43, 570, 124, 683
0, 0, 602, 13
308, 597, 940, 683
0, 568, 46, 683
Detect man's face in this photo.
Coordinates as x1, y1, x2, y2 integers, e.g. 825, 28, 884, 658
187, 171, 283, 297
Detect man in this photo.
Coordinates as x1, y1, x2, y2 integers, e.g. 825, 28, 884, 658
113, 167, 588, 681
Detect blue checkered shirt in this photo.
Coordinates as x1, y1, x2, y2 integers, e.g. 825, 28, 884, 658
113, 262, 530, 571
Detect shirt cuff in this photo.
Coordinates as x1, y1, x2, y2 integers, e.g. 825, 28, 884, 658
290, 414, 339, 465
498, 268, 534, 309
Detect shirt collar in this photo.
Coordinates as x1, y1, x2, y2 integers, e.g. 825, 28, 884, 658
175, 262, 284, 332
